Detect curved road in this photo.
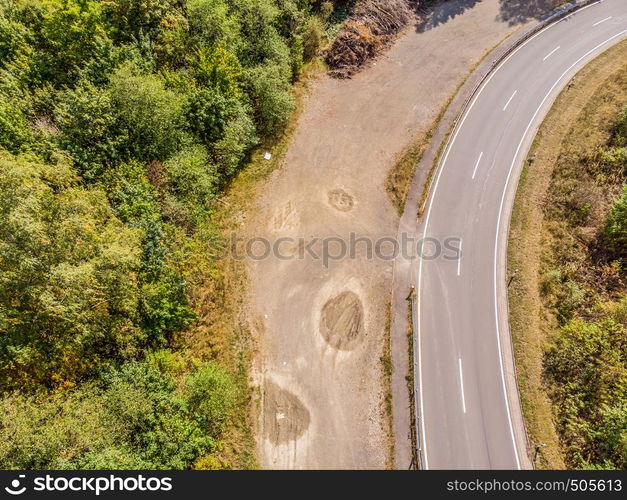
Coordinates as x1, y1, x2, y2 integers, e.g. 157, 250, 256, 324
415, 0, 627, 469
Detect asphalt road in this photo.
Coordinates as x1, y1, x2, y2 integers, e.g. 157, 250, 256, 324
415, 0, 627, 470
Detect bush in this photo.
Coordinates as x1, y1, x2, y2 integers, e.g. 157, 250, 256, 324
103, 0, 177, 43
107, 65, 188, 163
0, 357, 237, 469
605, 184, 627, 250
545, 317, 627, 468
245, 63, 295, 135
211, 102, 257, 177
187, 87, 242, 145
302, 16, 325, 61
186, 0, 236, 48
0, 99, 31, 152
54, 81, 121, 178
0, 386, 116, 469
31, 0, 113, 87
184, 362, 237, 435
615, 106, 627, 145
163, 145, 218, 225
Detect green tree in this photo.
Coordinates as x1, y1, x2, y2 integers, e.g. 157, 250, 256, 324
162, 145, 217, 226
0, 98, 31, 152
0, 357, 237, 469
0, 151, 144, 389
107, 64, 188, 163
186, 0, 237, 47
102, 0, 178, 43
54, 81, 120, 178
0, 385, 118, 469
187, 87, 241, 144
189, 43, 242, 96
183, 361, 237, 436
55, 64, 188, 177
33, 0, 113, 86
245, 62, 294, 135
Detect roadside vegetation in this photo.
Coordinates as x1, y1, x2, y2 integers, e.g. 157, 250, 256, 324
0, 0, 353, 469
508, 42, 627, 470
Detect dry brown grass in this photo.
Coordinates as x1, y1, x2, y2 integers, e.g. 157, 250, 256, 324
381, 301, 395, 468
386, 28, 523, 216
386, 134, 431, 215
507, 40, 627, 470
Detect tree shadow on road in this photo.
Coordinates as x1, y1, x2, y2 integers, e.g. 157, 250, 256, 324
497, 0, 562, 26
414, 0, 565, 33
415, 0, 481, 33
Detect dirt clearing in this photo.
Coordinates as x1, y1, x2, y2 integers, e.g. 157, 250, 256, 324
244, 0, 562, 469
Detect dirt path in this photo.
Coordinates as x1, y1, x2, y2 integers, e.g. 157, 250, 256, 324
246, 0, 561, 469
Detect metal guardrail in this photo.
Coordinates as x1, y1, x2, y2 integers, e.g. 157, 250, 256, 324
407, 291, 420, 470
410, 293, 423, 470
411, 0, 601, 469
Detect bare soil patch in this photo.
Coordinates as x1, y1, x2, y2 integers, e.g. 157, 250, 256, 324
328, 188, 355, 212
262, 380, 311, 445
320, 291, 365, 350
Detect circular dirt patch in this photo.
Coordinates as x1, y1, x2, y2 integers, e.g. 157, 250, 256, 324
328, 189, 354, 212
320, 291, 364, 350
263, 381, 310, 444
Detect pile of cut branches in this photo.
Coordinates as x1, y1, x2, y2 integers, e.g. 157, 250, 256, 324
325, 0, 418, 77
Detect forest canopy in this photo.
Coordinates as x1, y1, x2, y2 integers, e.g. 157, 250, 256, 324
0, 0, 349, 469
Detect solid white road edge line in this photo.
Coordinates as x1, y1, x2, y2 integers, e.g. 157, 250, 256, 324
416, 11, 558, 473
492, 28, 627, 473
415, 0, 606, 470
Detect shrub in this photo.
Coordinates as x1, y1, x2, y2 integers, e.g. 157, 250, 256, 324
302, 16, 325, 61
245, 63, 295, 135
184, 362, 237, 435
107, 64, 188, 163
545, 317, 626, 468
605, 184, 627, 250
0, 357, 237, 469
0, 98, 31, 152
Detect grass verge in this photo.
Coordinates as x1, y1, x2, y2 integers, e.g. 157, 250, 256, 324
385, 29, 519, 216
507, 40, 627, 469
382, 301, 395, 469
406, 293, 419, 469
